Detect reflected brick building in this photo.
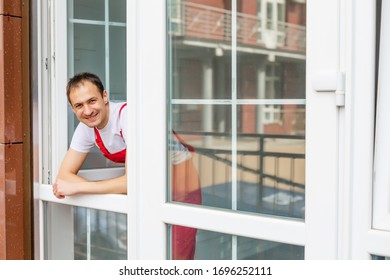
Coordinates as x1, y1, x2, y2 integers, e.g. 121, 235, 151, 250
170, 0, 306, 135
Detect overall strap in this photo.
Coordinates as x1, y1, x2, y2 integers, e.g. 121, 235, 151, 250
119, 103, 127, 139
94, 127, 110, 156
172, 130, 195, 152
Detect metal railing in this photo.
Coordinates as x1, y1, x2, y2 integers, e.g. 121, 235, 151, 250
169, 1, 306, 53
175, 131, 305, 218
177, 131, 304, 187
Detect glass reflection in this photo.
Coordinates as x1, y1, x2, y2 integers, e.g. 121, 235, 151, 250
109, 26, 127, 101
73, 0, 105, 21
168, 1, 232, 100
167, 0, 306, 219
236, 105, 305, 218
169, 105, 305, 219
68, 0, 126, 169
169, 105, 232, 210
73, 24, 106, 83
74, 207, 127, 260
109, 0, 126, 22
372, 255, 390, 260
237, 236, 304, 260
169, 130, 202, 259
170, 226, 304, 260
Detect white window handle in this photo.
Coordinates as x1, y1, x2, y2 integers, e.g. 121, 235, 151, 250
312, 71, 346, 107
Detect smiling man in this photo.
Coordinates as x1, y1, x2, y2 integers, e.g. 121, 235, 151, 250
53, 72, 127, 198
53, 72, 201, 259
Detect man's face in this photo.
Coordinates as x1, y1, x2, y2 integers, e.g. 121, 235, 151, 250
69, 80, 109, 129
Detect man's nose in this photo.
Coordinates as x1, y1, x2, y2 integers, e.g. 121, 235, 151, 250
83, 105, 93, 115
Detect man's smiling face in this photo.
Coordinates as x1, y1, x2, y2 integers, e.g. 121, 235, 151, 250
69, 80, 109, 129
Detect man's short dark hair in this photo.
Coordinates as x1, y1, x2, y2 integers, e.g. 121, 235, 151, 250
66, 72, 105, 104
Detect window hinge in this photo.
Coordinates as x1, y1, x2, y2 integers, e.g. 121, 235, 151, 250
312, 71, 346, 107
47, 170, 51, 184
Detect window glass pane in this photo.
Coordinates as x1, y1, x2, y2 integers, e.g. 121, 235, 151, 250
277, 3, 284, 22
266, 3, 273, 29
167, 0, 306, 220
74, 207, 127, 260
73, 0, 105, 21
109, 26, 127, 101
257, 0, 262, 16
168, 0, 232, 100
236, 113, 305, 219
109, 0, 126, 23
169, 225, 304, 260
237, 236, 304, 260
169, 105, 232, 210
72, 24, 106, 83
372, 255, 390, 260
237, 0, 305, 219
67, 0, 126, 169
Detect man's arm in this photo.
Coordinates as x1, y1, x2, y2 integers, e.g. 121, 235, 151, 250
56, 148, 88, 183
53, 148, 127, 198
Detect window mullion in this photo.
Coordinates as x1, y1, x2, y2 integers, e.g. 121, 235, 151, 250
232, 0, 238, 260
105, 0, 110, 95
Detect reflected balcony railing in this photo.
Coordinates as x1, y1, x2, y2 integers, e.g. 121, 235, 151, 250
169, 1, 306, 53
175, 131, 305, 218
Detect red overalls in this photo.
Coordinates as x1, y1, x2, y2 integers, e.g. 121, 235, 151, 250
94, 104, 201, 259
94, 103, 127, 163
171, 131, 202, 260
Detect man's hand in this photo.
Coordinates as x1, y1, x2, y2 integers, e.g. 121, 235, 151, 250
52, 179, 80, 199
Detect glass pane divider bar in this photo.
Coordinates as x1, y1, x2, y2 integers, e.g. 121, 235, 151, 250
68, 18, 126, 27
105, 0, 110, 94
232, 0, 238, 260
161, 203, 306, 246
37, 184, 128, 214
171, 99, 306, 105
181, 39, 306, 60
232, 0, 238, 212
86, 208, 91, 260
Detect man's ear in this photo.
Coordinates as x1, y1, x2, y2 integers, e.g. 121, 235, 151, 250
103, 90, 108, 104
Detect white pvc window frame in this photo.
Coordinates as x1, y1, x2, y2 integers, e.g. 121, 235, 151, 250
373, 0, 390, 232
370, 1, 390, 259
338, 0, 390, 260
34, 0, 390, 260
133, 0, 311, 260
35, 0, 130, 260
135, 0, 389, 261
133, 0, 380, 260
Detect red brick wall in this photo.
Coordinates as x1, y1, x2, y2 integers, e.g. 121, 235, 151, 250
287, 1, 306, 25
239, 0, 257, 15
0, 0, 30, 259
188, 0, 225, 9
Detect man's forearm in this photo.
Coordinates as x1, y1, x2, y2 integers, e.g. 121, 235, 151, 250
69, 174, 127, 195
57, 171, 88, 183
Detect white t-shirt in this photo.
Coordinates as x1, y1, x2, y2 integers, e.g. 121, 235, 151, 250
70, 101, 192, 164
169, 134, 193, 164
70, 102, 127, 154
